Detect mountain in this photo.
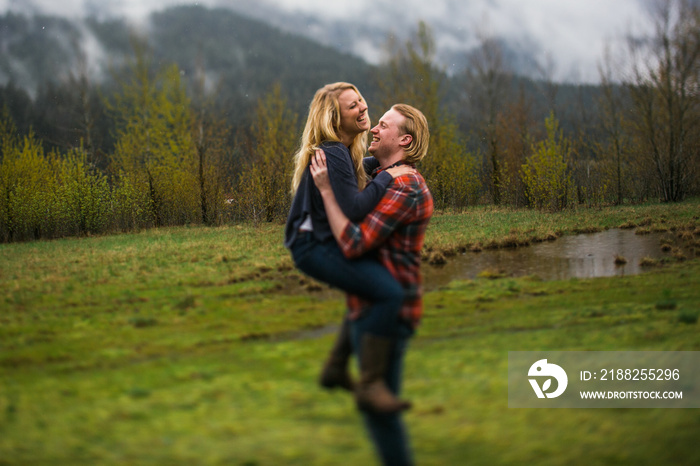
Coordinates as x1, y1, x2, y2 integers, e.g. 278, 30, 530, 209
0, 5, 378, 120
0, 3, 610, 162
0, 12, 86, 93
148, 5, 378, 118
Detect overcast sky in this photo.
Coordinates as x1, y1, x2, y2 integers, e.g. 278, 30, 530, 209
1, 0, 655, 83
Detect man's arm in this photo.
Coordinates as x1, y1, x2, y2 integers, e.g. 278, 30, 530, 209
310, 150, 416, 258
337, 182, 416, 258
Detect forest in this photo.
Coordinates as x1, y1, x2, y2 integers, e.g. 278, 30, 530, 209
0, 1, 698, 242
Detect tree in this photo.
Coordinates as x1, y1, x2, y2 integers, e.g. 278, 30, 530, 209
626, 0, 700, 202
108, 36, 197, 228
0, 123, 56, 241
463, 30, 513, 205
191, 52, 232, 225
597, 46, 631, 205
0, 108, 112, 241
376, 22, 441, 124
53, 148, 111, 236
521, 112, 573, 211
237, 83, 298, 222
376, 22, 480, 210
494, 86, 534, 206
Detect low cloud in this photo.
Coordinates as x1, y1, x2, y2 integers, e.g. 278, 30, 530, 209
0, 0, 654, 83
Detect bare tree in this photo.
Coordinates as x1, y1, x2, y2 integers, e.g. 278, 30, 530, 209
626, 0, 700, 202
597, 45, 629, 205
495, 85, 534, 206
191, 49, 231, 225
464, 28, 512, 205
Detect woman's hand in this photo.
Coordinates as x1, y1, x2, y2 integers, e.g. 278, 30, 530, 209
310, 149, 332, 194
385, 164, 416, 179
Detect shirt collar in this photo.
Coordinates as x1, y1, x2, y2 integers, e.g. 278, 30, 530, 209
372, 160, 409, 178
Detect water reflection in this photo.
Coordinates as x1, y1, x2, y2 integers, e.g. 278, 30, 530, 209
424, 229, 681, 289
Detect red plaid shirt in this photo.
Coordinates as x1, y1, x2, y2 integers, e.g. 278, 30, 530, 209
338, 164, 433, 328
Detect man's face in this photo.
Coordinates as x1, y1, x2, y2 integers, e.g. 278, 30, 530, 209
337, 89, 370, 136
368, 108, 406, 158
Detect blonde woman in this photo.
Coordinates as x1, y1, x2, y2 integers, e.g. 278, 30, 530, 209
284, 82, 412, 413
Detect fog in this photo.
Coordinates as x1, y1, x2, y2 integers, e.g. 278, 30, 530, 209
0, 0, 655, 83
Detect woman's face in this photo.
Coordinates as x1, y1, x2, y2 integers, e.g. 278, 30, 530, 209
337, 88, 370, 136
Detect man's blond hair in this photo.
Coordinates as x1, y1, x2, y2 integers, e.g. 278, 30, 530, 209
392, 104, 429, 165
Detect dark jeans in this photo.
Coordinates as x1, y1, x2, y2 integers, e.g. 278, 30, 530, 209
351, 320, 414, 466
290, 232, 404, 337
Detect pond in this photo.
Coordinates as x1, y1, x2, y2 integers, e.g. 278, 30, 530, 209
423, 228, 686, 290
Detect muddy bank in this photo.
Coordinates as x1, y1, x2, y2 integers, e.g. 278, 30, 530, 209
424, 228, 694, 290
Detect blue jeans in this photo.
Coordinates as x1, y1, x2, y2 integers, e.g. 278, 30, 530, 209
290, 232, 404, 337
352, 320, 414, 466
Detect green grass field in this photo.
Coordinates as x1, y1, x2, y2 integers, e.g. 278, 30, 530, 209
1, 200, 699, 465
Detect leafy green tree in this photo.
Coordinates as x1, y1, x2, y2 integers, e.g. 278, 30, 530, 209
237, 83, 298, 222
111, 172, 148, 232
108, 37, 197, 228
0, 107, 113, 241
0, 111, 20, 241
0, 128, 55, 241
54, 148, 112, 236
426, 117, 480, 210
521, 112, 572, 211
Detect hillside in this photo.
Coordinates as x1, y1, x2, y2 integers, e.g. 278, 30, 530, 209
0, 5, 377, 120
0, 4, 612, 162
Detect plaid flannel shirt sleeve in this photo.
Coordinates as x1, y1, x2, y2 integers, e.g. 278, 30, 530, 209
337, 177, 416, 259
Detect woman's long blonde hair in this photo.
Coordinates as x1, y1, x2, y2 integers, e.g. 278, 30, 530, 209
290, 82, 369, 194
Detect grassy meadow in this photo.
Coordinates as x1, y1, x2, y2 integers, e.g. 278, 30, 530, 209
1, 199, 699, 465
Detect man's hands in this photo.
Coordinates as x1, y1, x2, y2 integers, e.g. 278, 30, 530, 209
310, 148, 416, 192
385, 164, 416, 179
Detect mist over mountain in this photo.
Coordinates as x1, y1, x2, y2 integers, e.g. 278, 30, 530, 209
0, 4, 376, 116
1, 0, 654, 85
0, 0, 640, 165
0, 3, 395, 161
217, 0, 547, 79
4, 1, 692, 231
0, 2, 619, 157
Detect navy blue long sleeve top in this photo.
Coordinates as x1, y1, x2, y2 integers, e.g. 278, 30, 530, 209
284, 141, 392, 248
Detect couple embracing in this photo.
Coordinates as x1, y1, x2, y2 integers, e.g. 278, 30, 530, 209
284, 82, 433, 466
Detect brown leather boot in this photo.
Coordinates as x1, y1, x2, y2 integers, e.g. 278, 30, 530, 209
319, 317, 355, 392
355, 333, 411, 413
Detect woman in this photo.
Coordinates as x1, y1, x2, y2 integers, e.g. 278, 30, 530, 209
284, 82, 412, 413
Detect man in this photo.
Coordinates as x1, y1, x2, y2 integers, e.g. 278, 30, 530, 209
310, 104, 433, 466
